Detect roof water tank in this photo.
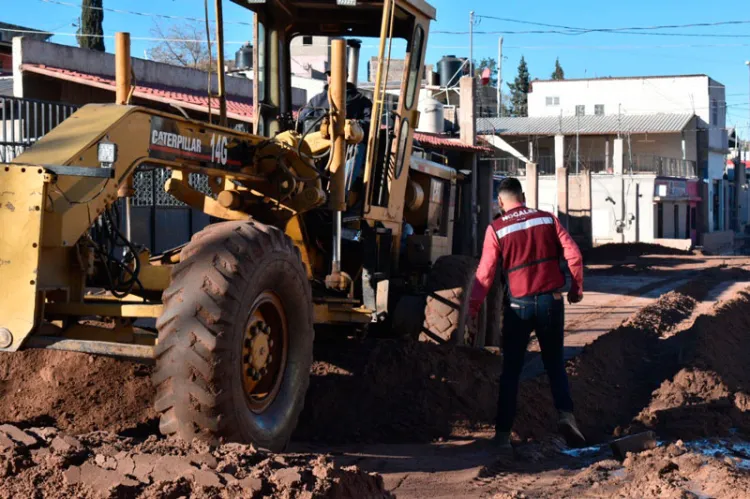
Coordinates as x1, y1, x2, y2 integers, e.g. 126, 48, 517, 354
438, 55, 463, 88
417, 97, 445, 134
235, 43, 253, 70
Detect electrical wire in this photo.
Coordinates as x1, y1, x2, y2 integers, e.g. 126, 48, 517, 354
53, 179, 110, 205
40, 0, 254, 26
475, 14, 750, 34
88, 204, 143, 299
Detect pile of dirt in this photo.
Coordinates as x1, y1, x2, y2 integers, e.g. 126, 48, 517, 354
0, 350, 155, 434
583, 243, 693, 264
488, 440, 750, 498
0, 423, 392, 499
631, 291, 750, 440
295, 339, 502, 443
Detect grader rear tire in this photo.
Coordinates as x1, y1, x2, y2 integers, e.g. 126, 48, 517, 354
153, 221, 313, 452
421, 255, 480, 346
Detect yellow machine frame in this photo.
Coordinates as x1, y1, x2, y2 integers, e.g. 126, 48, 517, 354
0, 0, 436, 358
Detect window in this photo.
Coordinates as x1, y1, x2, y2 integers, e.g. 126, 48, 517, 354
394, 119, 411, 180
575, 105, 585, 117
302, 35, 313, 46
711, 99, 718, 124
595, 105, 604, 116
405, 25, 425, 109
545, 96, 560, 106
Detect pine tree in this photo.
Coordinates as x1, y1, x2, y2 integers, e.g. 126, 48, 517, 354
507, 56, 530, 117
77, 0, 105, 52
551, 57, 564, 80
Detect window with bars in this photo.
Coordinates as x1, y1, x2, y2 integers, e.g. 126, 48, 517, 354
575, 105, 585, 116
594, 104, 604, 116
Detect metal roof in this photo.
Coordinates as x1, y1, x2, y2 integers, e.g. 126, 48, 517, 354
477, 114, 695, 136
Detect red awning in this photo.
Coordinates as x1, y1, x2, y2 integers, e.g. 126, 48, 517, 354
21, 64, 254, 123
413, 131, 490, 153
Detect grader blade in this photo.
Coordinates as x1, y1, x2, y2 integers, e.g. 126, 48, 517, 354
0, 167, 47, 351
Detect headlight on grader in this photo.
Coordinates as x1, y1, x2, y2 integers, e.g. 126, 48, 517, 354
97, 142, 117, 168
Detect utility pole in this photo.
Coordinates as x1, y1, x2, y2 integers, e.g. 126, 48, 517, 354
469, 11, 475, 78
497, 37, 503, 117
746, 61, 750, 162
576, 113, 581, 175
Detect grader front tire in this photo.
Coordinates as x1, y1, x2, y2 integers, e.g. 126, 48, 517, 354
153, 221, 313, 452
421, 255, 479, 346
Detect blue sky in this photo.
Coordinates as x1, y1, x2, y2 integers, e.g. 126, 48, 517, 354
4, 0, 750, 131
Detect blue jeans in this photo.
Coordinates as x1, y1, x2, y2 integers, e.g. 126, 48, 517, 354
496, 292, 574, 432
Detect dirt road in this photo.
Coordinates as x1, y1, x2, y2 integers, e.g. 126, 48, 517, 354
2, 249, 750, 498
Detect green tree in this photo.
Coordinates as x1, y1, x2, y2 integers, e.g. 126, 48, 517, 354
551, 57, 564, 80
507, 56, 530, 117
77, 0, 105, 52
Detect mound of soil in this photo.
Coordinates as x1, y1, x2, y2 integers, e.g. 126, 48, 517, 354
489, 440, 750, 498
631, 291, 750, 440
0, 350, 155, 434
0, 423, 391, 499
295, 339, 502, 443
584, 243, 692, 264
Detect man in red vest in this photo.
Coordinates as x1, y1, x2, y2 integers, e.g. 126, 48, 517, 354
469, 177, 586, 455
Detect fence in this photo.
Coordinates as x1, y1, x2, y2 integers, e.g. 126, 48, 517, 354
627, 154, 697, 178
0, 96, 78, 162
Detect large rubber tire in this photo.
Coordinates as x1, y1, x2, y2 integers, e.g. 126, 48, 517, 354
421, 255, 480, 346
153, 221, 313, 452
484, 273, 505, 347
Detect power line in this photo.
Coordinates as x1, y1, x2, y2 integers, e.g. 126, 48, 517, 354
473, 14, 750, 35
0, 27, 249, 44
39, 0, 253, 26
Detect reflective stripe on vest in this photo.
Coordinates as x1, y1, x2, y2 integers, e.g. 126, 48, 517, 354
495, 216, 554, 240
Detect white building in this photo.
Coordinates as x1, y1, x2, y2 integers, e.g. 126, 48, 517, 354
290, 36, 333, 79
527, 75, 728, 181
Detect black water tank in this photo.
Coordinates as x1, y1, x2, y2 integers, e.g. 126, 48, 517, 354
235, 43, 253, 70
438, 55, 463, 88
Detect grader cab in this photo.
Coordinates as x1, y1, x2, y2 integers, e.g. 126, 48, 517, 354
0, 0, 502, 451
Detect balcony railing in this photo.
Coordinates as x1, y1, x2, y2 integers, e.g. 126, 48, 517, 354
627, 154, 697, 178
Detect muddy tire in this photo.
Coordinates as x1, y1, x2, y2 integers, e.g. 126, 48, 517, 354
485, 274, 505, 347
153, 221, 313, 452
421, 255, 482, 346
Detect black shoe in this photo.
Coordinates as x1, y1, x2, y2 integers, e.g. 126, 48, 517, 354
558, 412, 587, 448
492, 432, 514, 459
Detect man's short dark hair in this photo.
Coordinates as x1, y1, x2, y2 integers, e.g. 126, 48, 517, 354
497, 177, 523, 198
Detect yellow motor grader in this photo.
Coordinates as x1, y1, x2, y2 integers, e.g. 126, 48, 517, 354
0, 0, 503, 451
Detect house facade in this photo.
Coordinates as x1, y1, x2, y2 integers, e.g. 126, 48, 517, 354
527, 75, 728, 182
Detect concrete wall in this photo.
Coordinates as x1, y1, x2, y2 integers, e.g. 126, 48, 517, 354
290, 36, 331, 77
528, 76, 716, 124
701, 230, 734, 255
13, 37, 253, 99
590, 174, 657, 245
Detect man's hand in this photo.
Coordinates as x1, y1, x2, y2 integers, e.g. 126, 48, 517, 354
567, 290, 583, 304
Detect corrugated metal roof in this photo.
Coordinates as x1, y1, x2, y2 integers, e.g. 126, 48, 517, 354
477, 114, 694, 136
